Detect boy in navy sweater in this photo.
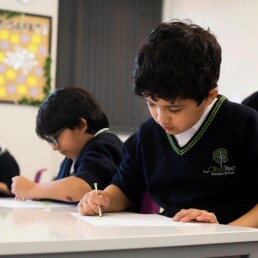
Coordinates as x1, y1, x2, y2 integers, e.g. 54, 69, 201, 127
78, 20, 258, 227
11, 87, 123, 203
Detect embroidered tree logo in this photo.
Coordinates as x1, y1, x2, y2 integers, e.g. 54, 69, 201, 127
212, 148, 228, 167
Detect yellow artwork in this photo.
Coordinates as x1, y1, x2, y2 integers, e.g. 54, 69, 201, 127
0, 11, 51, 102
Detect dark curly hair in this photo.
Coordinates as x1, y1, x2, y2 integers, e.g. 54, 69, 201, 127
36, 87, 109, 139
133, 19, 222, 105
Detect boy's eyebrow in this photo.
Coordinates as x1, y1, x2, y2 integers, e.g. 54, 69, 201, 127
169, 103, 184, 107
145, 98, 184, 108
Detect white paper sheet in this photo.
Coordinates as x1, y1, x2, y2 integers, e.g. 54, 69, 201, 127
71, 212, 200, 227
0, 199, 75, 208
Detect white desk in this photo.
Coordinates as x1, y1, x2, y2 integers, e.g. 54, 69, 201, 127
0, 198, 258, 258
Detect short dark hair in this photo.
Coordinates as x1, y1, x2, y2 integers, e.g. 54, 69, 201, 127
36, 87, 109, 139
133, 19, 222, 104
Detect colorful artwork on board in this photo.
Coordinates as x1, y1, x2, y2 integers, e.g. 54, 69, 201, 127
0, 10, 51, 103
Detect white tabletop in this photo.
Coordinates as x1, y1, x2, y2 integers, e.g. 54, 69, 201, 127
1, 198, 258, 257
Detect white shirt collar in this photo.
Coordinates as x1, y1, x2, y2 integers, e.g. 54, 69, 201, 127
94, 128, 110, 137
174, 98, 217, 147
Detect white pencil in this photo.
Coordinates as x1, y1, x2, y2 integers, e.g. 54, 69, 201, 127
94, 182, 102, 217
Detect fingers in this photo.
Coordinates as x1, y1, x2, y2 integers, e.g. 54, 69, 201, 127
172, 208, 218, 223
15, 196, 27, 201
11, 177, 18, 195
12, 176, 18, 181
11, 175, 21, 191
77, 192, 97, 216
77, 190, 106, 216
196, 211, 218, 223
11, 176, 30, 201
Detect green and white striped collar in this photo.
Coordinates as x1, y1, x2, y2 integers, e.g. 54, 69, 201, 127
166, 95, 227, 155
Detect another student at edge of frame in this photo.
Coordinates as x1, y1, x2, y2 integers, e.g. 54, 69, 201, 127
78, 20, 258, 227
11, 87, 123, 203
0, 146, 19, 197
242, 91, 258, 112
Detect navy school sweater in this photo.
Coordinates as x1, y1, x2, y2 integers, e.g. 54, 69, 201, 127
112, 95, 258, 224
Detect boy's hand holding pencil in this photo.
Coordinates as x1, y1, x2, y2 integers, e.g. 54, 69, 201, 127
77, 183, 110, 216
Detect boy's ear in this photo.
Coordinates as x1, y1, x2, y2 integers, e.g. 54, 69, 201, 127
206, 87, 218, 105
78, 118, 87, 133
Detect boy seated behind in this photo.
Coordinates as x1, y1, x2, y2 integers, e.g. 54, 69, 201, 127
11, 87, 123, 202
78, 20, 258, 227
0, 146, 19, 197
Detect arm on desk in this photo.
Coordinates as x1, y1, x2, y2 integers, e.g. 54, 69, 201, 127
228, 203, 258, 228
172, 204, 258, 228
78, 184, 131, 216
11, 175, 91, 202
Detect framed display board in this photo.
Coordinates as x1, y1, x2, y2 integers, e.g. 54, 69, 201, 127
0, 10, 51, 104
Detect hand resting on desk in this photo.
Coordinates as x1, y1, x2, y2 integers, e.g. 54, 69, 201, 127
172, 208, 218, 223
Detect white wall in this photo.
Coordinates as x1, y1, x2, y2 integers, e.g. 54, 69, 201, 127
163, 0, 258, 103
0, 103, 63, 181
0, 0, 62, 181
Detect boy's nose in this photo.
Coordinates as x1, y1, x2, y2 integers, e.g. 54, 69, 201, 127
157, 109, 170, 125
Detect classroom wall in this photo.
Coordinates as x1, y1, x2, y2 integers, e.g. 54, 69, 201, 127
163, 0, 258, 102
0, 103, 62, 182
0, 0, 61, 181
0, 0, 59, 85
